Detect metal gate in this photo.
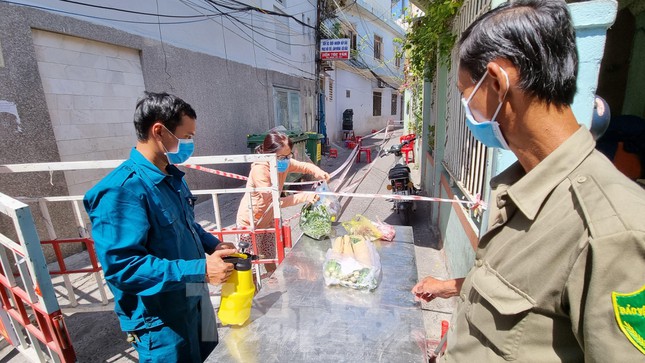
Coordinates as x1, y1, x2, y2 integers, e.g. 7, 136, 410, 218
0, 154, 285, 361
443, 0, 492, 201
0, 193, 75, 362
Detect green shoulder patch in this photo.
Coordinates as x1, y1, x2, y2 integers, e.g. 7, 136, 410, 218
612, 285, 645, 355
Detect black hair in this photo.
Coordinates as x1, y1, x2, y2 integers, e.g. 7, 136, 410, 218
256, 131, 293, 154
458, 0, 578, 106
133, 91, 197, 141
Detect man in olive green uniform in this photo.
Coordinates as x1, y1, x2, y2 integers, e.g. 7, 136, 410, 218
412, 0, 645, 361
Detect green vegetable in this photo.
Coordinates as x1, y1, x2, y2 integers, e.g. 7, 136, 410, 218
300, 203, 332, 239
324, 260, 341, 274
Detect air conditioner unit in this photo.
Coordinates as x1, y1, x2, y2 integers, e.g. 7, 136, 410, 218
377, 80, 386, 88
321, 61, 333, 72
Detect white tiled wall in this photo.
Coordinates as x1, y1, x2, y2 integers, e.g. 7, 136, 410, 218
32, 30, 145, 196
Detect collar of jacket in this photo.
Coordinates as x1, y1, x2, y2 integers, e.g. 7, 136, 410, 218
490, 127, 595, 221
129, 147, 185, 185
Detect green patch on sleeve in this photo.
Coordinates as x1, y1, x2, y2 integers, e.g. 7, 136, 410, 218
612, 285, 645, 355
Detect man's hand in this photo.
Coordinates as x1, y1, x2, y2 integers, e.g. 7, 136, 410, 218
206, 248, 236, 285
215, 242, 237, 251
412, 276, 464, 302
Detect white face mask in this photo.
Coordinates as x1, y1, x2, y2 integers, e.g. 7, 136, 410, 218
461, 68, 511, 150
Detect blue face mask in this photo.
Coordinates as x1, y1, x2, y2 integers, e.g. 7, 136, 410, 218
162, 126, 194, 164
461, 68, 511, 150
276, 158, 290, 172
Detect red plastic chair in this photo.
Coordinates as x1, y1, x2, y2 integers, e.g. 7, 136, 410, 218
400, 134, 416, 164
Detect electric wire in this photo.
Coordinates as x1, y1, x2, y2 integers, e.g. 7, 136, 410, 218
202, 0, 316, 73
329, 0, 403, 85
331, 0, 401, 75
54, 0, 231, 18
203, 0, 315, 30
195, 0, 316, 47
350, 1, 402, 79
0, 0, 230, 24
188, 0, 316, 75
156, 0, 174, 90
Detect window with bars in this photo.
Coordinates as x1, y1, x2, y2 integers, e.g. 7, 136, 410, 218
391, 94, 398, 115
373, 91, 382, 116
273, 87, 300, 130
374, 35, 383, 60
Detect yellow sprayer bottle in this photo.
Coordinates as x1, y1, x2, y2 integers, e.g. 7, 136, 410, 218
218, 244, 256, 326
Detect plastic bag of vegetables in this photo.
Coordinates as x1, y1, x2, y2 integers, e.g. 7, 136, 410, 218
342, 214, 383, 241
315, 181, 340, 222
299, 203, 332, 240
373, 218, 395, 241
322, 234, 382, 291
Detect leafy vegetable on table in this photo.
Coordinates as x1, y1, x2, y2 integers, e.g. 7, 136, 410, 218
300, 203, 332, 240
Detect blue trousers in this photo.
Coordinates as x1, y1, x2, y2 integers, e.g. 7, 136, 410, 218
132, 300, 218, 362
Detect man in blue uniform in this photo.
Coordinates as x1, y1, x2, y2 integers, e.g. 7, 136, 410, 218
84, 92, 235, 362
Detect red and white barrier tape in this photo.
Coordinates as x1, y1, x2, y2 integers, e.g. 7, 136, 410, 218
182, 164, 248, 181
284, 190, 487, 210
183, 126, 486, 225
182, 125, 390, 185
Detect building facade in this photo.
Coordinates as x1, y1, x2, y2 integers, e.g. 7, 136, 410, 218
321, 0, 406, 141
0, 0, 317, 198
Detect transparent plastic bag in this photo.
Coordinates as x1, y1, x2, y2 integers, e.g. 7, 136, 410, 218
342, 214, 382, 241
315, 181, 340, 222
373, 218, 395, 241
322, 234, 382, 291
299, 203, 332, 240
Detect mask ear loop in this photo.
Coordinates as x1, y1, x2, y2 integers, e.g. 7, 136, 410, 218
465, 71, 488, 105
490, 67, 510, 121
159, 124, 180, 154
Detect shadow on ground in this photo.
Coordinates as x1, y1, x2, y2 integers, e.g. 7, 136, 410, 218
65, 311, 137, 363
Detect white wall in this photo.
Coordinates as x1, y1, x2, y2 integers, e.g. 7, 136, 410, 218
32, 30, 144, 196
15, 0, 316, 79
326, 67, 401, 140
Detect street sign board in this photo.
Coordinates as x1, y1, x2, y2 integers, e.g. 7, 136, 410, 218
321, 38, 350, 60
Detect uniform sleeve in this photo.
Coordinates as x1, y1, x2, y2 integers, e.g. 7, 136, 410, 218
84, 186, 206, 296
564, 231, 645, 361
194, 221, 220, 255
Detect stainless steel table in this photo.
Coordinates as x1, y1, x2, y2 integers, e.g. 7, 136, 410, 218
207, 226, 426, 363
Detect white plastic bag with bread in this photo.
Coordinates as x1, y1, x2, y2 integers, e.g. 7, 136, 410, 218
323, 234, 382, 291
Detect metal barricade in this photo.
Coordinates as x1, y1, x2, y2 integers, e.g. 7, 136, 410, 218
0, 154, 288, 361
443, 0, 492, 201
0, 193, 76, 362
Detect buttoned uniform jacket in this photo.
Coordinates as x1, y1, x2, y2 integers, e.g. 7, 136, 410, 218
84, 148, 221, 333
236, 159, 325, 229
442, 128, 645, 362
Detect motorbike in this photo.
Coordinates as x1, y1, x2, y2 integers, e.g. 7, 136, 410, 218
380, 137, 417, 225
